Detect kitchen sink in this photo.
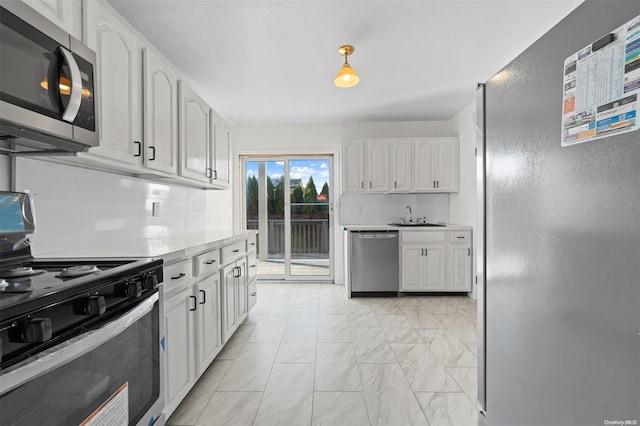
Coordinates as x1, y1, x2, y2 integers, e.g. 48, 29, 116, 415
387, 222, 446, 227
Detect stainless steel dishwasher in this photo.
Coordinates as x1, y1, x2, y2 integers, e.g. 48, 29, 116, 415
350, 230, 399, 296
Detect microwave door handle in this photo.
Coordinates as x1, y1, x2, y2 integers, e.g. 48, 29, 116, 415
59, 47, 83, 122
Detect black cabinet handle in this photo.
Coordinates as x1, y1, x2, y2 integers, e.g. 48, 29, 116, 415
213, 169, 218, 179
171, 273, 186, 280
467, 248, 471, 256
361, 182, 363, 189
394, 181, 397, 189
206, 168, 213, 178
149, 146, 156, 161
233, 249, 240, 253
199, 289, 206, 304
436, 181, 439, 188
189, 295, 197, 311
457, 236, 465, 239
204, 260, 216, 265
134, 141, 142, 157
424, 249, 428, 256
369, 182, 372, 188
432, 181, 436, 188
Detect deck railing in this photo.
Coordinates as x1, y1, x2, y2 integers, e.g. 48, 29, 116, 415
247, 219, 329, 255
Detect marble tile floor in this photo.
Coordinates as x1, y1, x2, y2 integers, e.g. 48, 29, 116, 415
168, 283, 486, 426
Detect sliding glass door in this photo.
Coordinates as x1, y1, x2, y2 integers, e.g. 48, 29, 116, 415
243, 156, 333, 281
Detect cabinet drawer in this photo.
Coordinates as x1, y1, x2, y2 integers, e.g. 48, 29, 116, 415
247, 234, 257, 252
221, 241, 246, 264
450, 231, 471, 242
247, 254, 257, 282
194, 249, 220, 277
248, 281, 257, 312
401, 231, 446, 243
164, 259, 192, 295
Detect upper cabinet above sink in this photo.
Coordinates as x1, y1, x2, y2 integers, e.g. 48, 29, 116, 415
342, 137, 459, 194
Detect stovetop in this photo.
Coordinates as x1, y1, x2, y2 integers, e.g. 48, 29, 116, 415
0, 258, 161, 320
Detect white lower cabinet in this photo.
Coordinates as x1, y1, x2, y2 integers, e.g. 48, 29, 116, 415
164, 286, 195, 416
400, 230, 471, 292
163, 235, 257, 418
194, 273, 221, 378
221, 257, 247, 343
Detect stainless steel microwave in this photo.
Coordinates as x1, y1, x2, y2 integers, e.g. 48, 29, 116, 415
0, 2, 99, 153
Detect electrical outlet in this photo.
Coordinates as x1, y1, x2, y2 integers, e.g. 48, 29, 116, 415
152, 202, 160, 217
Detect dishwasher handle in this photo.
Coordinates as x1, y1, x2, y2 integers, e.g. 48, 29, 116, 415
354, 234, 398, 240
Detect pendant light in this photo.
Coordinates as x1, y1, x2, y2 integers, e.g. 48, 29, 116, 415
334, 45, 359, 88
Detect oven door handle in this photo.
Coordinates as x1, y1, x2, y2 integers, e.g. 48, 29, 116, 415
0, 292, 158, 395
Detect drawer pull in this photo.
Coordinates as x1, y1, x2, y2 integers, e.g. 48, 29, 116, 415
250, 264, 256, 268
190, 295, 197, 311
250, 242, 256, 246
232, 249, 240, 253
171, 273, 186, 280
199, 289, 206, 304
204, 260, 216, 265
250, 292, 257, 296
467, 248, 471, 256
457, 236, 465, 239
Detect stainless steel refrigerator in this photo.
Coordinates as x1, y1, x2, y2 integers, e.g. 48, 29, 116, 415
478, 1, 640, 425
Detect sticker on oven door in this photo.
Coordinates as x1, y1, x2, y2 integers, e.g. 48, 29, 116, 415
80, 382, 128, 426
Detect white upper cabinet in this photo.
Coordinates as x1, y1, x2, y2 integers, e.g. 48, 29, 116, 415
143, 48, 178, 175
390, 139, 413, 192
179, 80, 211, 183
414, 137, 459, 192
211, 111, 230, 187
342, 140, 366, 193
342, 139, 389, 193
366, 139, 390, 192
84, 0, 142, 166
22, 0, 82, 40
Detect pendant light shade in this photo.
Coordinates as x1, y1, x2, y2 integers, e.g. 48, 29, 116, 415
334, 45, 359, 88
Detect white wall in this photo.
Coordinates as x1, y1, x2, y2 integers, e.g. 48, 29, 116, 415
232, 120, 457, 284
340, 193, 450, 225
14, 158, 231, 255
449, 101, 478, 298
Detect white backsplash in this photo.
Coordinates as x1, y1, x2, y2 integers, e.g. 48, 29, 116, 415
15, 158, 224, 255
339, 193, 450, 225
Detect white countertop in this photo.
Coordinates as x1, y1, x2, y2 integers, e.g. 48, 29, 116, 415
40, 230, 257, 262
342, 223, 472, 231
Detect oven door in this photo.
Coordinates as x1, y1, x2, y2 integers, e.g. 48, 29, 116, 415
0, 291, 164, 426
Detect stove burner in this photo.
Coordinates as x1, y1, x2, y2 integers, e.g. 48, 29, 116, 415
3, 266, 46, 277
58, 265, 101, 278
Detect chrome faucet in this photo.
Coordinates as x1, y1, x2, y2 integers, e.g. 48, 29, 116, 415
404, 205, 413, 223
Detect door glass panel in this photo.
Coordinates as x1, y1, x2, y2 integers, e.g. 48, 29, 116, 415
246, 161, 285, 276
289, 159, 330, 277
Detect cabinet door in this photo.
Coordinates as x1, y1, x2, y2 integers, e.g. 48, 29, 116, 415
401, 245, 424, 291
195, 274, 221, 376
22, 0, 82, 39
212, 113, 230, 186
236, 258, 248, 323
390, 139, 412, 192
143, 48, 178, 174
414, 138, 436, 191
164, 288, 195, 415
449, 244, 472, 291
85, 1, 142, 166
179, 81, 211, 182
435, 138, 459, 192
342, 140, 365, 193
222, 265, 237, 343
366, 139, 390, 192
424, 244, 447, 290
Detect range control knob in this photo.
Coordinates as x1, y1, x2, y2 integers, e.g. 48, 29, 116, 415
84, 295, 106, 316
143, 274, 158, 291
125, 281, 142, 298
21, 318, 52, 343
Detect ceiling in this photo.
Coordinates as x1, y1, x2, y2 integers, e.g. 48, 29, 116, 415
108, 0, 583, 125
